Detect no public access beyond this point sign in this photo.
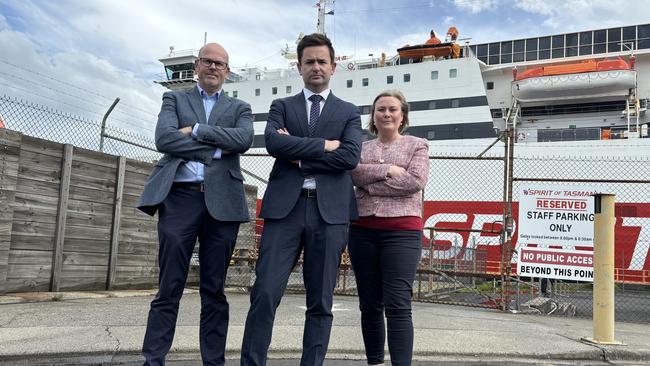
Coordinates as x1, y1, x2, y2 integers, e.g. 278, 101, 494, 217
518, 247, 594, 282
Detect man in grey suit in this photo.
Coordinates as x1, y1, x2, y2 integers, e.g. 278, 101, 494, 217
241, 33, 362, 366
138, 42, 253, 366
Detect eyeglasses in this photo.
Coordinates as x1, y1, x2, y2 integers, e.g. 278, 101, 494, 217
198, 58, 228, 70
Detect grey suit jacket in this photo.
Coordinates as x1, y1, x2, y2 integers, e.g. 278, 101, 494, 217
138, 86, 254, 222
260, 92, 362, 224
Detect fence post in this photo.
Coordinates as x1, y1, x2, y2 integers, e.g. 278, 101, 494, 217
51, 144, 73, 292
107, 156, 126, 290
583, 193, 623, 345
0, 130, 21, 294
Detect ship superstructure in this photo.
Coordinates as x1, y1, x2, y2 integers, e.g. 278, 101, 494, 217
154, 4, 650, 148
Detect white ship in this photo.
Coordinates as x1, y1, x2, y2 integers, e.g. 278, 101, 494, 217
154, 3, 650, 155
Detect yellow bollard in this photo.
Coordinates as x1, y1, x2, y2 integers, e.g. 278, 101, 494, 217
582, 193, 623, 345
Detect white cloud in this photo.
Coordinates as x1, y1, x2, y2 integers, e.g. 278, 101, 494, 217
0, 13, 8, 30
443, 16, 455, 25
452, 0, 498, 14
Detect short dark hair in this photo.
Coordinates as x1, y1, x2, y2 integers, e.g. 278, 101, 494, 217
367, 90, 410, 135
297, 33, 335, 64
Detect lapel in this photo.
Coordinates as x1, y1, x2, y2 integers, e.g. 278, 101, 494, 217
187, 87, 207, 124
208, 93, 232, 126
314, 92, 339, 136
291, 92, 309, 137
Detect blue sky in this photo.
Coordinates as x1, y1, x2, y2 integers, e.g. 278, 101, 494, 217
1, 0, 649, 134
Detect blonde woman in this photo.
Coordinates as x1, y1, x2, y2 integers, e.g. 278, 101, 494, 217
348, 90, 429, 366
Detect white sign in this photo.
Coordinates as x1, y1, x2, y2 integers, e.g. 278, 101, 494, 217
517, 247, 594, 282
518, 184, 598, 247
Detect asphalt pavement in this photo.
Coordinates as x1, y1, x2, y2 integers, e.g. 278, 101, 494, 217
0, 289, 648, 365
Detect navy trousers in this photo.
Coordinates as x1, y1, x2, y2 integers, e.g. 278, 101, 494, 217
142, 187, 240, 366
348, 225, 422, 366
241, 195, 348, 366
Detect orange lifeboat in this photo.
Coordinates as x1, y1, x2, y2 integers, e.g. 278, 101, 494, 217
397, 43, 454, 59
515, 57, 631, 81
512, 57, 636, 103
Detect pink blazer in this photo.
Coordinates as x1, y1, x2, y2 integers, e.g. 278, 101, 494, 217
350, 135, 429, 218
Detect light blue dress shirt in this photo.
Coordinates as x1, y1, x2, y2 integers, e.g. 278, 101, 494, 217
173, 85, 222, 182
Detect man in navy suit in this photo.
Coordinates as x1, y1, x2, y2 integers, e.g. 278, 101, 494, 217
138, 42, 253, 365
240, 33, 362, 366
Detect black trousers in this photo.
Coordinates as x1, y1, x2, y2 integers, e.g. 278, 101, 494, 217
348, 225, 422, 366
142, 187, 240, 366
241, 195, 348, 366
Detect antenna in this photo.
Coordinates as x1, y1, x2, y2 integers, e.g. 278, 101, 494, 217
169, 46, 174, 56
204, 32, 207, 45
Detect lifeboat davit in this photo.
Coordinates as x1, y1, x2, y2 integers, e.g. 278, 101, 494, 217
512, 57, 636, 103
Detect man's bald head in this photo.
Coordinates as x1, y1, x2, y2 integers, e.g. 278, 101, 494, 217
195, 42, 230, 95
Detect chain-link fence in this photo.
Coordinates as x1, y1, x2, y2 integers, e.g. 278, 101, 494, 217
2, 95, 649, 323
0, 95, 161, 162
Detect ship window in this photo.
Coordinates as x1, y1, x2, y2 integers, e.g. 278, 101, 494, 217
347, 79, 353, 88
488, 43, 500, 65
565, 33, 578, 57
449, 69, 457, 78
579, 31, 593, 55
622, 26, 637, 50
362, 78, 369, 87
476, 44, 488, 63
224, 91, 229, 96
539, 50, 550, 60
430, 71, 438, 80
500, 41, 512, 64
538, 36, 551, 50
272, 87, 278, 95
513, 39, 525, 62
639, 24, 650, 49
233, 91, 238, 98
427, 131, 435, 139
429, 101, 437, 109
451, 99, 460, 108
387, 75, 394, 84
361, 106, 371, 114
607, 27, 621, 52
403, 73, 411, 82
255, 88, 260, 96
486, 82, 494, 90
525, 38, 537, 61
593, 29, 607, 53
551, 35, 564, 58
286, 85, 292, 94
491, 109, 503, 118
469, 45, 477, 57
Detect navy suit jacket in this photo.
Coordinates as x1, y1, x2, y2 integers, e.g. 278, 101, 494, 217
260, 91, 362, 224
138, 87, 254, 222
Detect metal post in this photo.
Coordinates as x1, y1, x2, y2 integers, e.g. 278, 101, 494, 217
583, 193, 623, 345
100, 98, 120, 152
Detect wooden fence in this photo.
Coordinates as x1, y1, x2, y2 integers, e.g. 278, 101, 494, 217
0, 129, 257, 293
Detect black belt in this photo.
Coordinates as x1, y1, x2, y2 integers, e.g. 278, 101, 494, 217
301, 188, 317, 198
172, 182, 205, 192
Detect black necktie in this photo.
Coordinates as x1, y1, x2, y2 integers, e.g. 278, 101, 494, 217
308, 94, 322, 136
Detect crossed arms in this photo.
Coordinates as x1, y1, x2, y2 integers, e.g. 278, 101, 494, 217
264, 99, 362, 174
154, 92, 254, 164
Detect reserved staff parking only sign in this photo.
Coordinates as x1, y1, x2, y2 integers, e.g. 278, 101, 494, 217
516, 184, 598, 282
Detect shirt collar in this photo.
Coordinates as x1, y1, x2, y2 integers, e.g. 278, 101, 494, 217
197, 84, 221, 99
303, 88, 330, 103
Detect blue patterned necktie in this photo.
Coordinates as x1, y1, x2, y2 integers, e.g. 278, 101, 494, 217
308, 94, 322, 136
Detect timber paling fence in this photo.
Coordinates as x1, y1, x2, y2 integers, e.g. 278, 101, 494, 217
1, 96, 649, 323
0, 129, 257, 293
